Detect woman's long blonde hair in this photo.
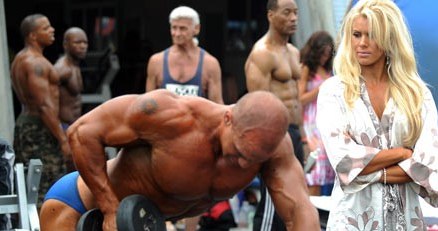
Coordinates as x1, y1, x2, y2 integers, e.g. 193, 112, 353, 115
334, 0, 424, 147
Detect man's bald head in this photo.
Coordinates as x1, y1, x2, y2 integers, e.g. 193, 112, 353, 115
233, 91, 288, 130
232, 91, 289, 154
63, 27, 87, 43
63, 27, 88, 60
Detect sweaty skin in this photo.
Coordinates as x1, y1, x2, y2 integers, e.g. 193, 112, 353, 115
39, 90, 319, 231
55, 27, 88, 126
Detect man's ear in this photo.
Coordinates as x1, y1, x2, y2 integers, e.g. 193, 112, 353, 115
267, 10, 274, 23
29, 31, 37, 41
63, 40, 68, 51
194, 24, 201, 36
224, 110, 232, 126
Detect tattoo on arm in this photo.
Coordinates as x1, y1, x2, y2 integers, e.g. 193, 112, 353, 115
34, 65, 44, 77
141, 99, 158, 115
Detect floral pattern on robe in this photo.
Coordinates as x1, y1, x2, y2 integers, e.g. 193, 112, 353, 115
316, 76, 438, 231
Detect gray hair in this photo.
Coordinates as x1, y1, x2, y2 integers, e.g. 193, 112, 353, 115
169, 6, 200, 25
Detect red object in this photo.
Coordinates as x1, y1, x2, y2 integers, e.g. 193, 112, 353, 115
95, 17, 115, 36
202, 201, 231, 220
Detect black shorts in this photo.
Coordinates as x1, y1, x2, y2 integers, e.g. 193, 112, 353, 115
287, 124, 304, 167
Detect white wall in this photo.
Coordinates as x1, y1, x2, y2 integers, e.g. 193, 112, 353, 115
333, 0, 350, 34
294, 0, 337, 49
0, 0, 15, 143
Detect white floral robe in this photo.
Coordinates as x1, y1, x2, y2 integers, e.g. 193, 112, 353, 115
316, 76, 438, 231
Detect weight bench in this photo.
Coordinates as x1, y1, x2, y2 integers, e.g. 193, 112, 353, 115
0, 159, 42, 231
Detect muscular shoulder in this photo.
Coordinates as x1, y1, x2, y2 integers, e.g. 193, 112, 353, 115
54, 56, 67, 68
246, 43, 276, 69
93, 90, 182, 126
138, 89, 177, 104
16, 55, 53, 78
15, 52, 49, 68
140, 90, 212, 115
134, 90, 202, 132
147, 51, 164, 66
250, 40, 276, 59
147, 52, 165, 76
135, 90, 191, 116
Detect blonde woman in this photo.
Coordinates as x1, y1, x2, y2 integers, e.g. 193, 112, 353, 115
316, 0, 438, 230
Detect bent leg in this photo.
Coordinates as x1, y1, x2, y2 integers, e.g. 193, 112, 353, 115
40, 171, 89, 230
40, 199, 81, 231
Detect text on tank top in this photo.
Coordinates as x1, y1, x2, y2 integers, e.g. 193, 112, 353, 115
161, 48, 205, 97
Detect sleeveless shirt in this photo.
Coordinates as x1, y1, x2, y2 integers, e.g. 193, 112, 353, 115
161, 48, 205, 97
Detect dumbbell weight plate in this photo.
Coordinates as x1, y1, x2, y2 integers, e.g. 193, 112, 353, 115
116, 194, 166, 231
76, 208, 103, 231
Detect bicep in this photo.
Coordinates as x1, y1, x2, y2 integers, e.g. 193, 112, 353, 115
244, 53, 272, 91
26, 63, 53, 106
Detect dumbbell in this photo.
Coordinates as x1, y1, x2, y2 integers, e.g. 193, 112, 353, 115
77, 208, 103, 231
76, 194, 166, 231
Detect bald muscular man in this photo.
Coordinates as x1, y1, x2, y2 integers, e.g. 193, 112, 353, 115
39, 90, 319, 231
55, 27, 88, 129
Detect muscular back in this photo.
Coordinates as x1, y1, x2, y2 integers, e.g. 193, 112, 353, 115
55, 56, 83, 124
245, 36, 302, 124
11, 49, 60, 115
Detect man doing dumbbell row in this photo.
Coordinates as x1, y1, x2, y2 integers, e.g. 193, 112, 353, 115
39, 90, 319, 231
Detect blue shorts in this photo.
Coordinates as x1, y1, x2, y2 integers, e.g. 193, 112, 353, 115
44, 171, 87, 214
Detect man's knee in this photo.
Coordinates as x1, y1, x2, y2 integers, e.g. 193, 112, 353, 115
40, 199, 81, 231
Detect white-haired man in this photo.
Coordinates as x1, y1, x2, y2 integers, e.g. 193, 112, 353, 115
146, 6, 224, 230
146, 6, 223, 104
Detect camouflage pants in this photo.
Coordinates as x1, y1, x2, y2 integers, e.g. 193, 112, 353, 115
13, 114, 66, 208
